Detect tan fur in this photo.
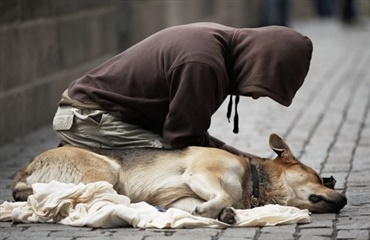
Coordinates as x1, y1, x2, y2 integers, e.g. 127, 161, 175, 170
12, 134, 347, 223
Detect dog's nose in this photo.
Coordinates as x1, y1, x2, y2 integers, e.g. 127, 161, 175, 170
336, 193, 347, 211
332, 194, 347, 213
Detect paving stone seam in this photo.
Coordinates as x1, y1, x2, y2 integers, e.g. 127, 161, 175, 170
281, 49, 339, 141
280, 42, 349, 153
318, 50, 369, 176
288, 47, 361, 162
326, 42, 370, 240
342, 82, 370, 196
304, 50, 368, 162
253, 227, 261, 240
259, 33, 350, 161
292, 29, 369, 240
293, 224, 300, 240
339, 95, 369, 234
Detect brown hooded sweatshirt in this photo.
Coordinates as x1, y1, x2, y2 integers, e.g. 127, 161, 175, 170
62, 23, 313, 149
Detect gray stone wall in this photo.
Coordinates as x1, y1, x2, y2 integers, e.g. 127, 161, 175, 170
0, 1, 119, 145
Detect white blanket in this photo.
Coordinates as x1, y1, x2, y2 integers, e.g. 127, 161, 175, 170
0, 181, 310, 228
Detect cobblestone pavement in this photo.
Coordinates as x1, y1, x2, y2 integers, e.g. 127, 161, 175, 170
1, 20, 369, 240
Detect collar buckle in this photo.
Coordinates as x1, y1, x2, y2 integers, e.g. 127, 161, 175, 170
251, 196, 260, 207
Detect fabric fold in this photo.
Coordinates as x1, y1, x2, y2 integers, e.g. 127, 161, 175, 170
0, 181, 311, 228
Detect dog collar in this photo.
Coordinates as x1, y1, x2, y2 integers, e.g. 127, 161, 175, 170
250, 163, 260, 207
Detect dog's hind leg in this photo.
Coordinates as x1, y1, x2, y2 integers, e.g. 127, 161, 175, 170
12, 168, 33, 201
168, 197, 237, 224
168, 197, 204, 213
182, 171, 234, 220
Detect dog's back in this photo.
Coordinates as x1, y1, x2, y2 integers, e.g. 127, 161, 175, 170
13, 145, 120, 201
12, 145, 189, 202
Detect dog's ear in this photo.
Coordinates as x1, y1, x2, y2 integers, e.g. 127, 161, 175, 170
269, 133, 294, 158
323, 176, 337, 189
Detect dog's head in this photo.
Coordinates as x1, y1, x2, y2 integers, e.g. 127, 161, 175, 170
268, 133, 347, 213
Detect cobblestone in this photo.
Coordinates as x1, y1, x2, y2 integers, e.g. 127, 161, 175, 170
298, 219, 333, 229
336, 216, 370, 230
0, 20, 369, 239
220, 228, 257, 239
336, 230, 369, 240
299, 228, 333, 237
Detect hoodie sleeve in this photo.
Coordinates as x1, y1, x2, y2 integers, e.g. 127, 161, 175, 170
163, 62, 224, 148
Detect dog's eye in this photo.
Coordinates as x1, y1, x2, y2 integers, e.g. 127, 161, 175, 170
309, 194, 322, 203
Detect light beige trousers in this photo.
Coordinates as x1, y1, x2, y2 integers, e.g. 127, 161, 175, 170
53, 106, 170, 149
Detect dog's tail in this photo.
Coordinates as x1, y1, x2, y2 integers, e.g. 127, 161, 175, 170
12, 168, 33, 201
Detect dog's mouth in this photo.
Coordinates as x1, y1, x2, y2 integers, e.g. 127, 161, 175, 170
305, 175, 346, 213
316, 176, 347, 212
309, 193, 347, 213
325, 194, 347, 213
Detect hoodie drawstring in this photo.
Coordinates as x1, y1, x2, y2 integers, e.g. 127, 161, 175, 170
227, 95, 232, 122
226, 95, 240, 134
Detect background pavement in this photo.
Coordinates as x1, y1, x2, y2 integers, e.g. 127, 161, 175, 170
1, 20, 369, 240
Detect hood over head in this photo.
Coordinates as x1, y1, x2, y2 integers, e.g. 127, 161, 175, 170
229, 26, 313, 106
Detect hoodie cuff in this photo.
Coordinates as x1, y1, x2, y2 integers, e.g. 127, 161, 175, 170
208, 134, 226, 148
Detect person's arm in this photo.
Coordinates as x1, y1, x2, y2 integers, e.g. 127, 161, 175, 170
163, 63, 225, 148
220, 143, 259, 159
209, 134, 259, 158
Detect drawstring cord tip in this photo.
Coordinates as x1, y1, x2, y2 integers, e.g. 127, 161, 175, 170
226, 95, 240, 134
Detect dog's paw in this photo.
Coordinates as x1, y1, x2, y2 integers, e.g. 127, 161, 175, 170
218, 207, 237, 224
192, 206, 204, 216
192, 206, 213, 218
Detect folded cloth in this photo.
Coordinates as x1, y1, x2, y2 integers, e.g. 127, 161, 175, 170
0, 181, 311, 228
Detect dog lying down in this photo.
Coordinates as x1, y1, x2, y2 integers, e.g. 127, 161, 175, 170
12, 134, 346, 224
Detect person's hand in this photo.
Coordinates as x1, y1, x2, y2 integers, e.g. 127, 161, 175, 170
221, 144, 259, 159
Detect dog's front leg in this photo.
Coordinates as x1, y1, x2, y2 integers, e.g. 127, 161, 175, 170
182, 171, 234, 220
